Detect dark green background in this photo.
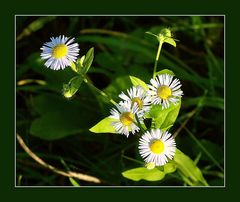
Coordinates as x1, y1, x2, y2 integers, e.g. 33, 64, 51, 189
0, 0, 237, 201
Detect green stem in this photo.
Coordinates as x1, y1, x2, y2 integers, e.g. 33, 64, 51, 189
83, 76, 116, 105
153, 40, 163, 78
122, 155, 144, 165
135, 114, 146, 134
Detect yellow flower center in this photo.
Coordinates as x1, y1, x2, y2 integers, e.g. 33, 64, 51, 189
52, 44, 68, 59
120, 112, 134, 126
131, 97, 143, 109
157, 85, 172, 100
150, 140, 165, 154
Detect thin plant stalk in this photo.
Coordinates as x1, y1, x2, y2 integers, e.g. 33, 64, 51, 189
153, 40, 163, 78
83, 76, 116, 105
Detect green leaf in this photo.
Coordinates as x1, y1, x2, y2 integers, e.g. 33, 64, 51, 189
32, 93, 97, 115
146, 28, 176, 47
63, 76, 83, 98
122, 161, 176, 182
70, 62, 78, 73
73, 48, 94, 74
148, 100, 181, 130
69, 177, 80, 186
129, 75, 148, 90
74, 56, 85, 74
30, 110, 88, 140
164, 37, 176, 47
173, 149, 208, 186
164, 162, 177, 174
89, 117, 116, 134
80, 55, 85, 66
30, 93, 99, 140
82, 47, 94, 73
156, 69, 175, 76
100, 76, 132, 102
160, 28, 176, 47
122, 167, 165, 181
146, 31, 158, 38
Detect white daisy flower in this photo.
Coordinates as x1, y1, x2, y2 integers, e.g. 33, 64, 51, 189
147, 74, 183, 109
40, 35, 80, 70
110, 101, 144, 137
119, 85, 151, 113
139, 129, 176, 166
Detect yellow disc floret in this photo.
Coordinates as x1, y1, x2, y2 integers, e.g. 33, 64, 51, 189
52, 44, 68, 59
131, 97, 143, 109
120, 112, 134, 126
150, 140, 165, 154
157, 85, 172, 100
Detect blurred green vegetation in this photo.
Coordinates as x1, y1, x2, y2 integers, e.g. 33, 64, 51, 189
16, 16, 224, 186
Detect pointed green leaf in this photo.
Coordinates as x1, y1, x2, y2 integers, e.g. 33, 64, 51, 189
82, 47, 94, 73
122, 167, 165, 181
129, 75, 148, 90
156, 69, 175, 76
79, 55, 85, 66
159, 28, 176, 47
69, 177, 80, 186
89, 117, 116, 133
73, 56, 85, 74
70, 62, 78, 73
146, 31, 158, 38
63, 76, 83, 98
164, 37, 176, 47
98, 76, 132, 103
173, 149, 208, 186
148, 100, 181, 130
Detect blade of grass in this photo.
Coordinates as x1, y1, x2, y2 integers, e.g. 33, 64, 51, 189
184, 96, 224, 110
184, 127, 224, 172
17, 16, 56, 41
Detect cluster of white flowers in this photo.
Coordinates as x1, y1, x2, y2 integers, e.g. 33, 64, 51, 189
109, 75, 183, 167
40, 35, 183, 167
